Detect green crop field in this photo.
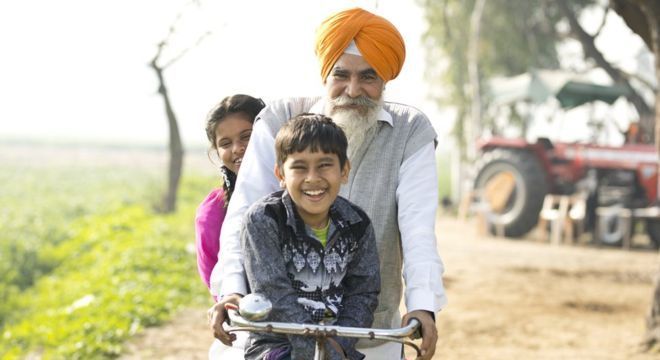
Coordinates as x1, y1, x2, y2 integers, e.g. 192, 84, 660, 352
0, 144, 215, 359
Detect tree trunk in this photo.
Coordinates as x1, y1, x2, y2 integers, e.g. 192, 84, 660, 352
645, 265, 660, 352
467, 0, 487, 161
151, 60, 184, 214
638, 0, 660, 352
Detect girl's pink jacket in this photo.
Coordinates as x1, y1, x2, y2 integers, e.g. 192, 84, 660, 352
195, 188, 226, 290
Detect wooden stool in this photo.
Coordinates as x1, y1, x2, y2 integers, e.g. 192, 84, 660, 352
565, 191, 587, 244
538, 194, 570, 245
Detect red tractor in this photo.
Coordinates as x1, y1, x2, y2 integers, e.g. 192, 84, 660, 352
473, 70, 659, 247
472, 136, 659, 247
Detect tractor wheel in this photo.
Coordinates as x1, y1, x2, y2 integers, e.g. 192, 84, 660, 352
473, 149, 548, 238
646, 219, 660, 249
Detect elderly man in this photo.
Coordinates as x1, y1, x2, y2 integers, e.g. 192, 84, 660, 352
208, 7, 447, 360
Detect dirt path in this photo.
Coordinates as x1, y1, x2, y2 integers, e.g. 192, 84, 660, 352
122, 216, 660, 359
121, 307, 211, 360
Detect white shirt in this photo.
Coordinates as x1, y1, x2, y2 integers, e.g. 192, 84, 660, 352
210, 99, 447, 313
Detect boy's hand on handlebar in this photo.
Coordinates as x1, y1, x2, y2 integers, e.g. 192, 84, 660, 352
207, 293, 243, 345
402, 310, 437, 360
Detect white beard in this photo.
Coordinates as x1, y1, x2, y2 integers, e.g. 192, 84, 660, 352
327, 95, 383, 160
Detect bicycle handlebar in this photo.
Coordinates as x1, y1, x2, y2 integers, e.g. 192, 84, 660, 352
227, 309, 421, 343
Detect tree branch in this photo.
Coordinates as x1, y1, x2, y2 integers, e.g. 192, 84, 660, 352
151, 0, 203, 69
162, 31, 212, 69
556, 0, 651, 116
625, 70, 658, 92
593, 5, 609, 39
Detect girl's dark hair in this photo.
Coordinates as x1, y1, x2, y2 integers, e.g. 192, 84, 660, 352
205, 94, 265, 148
205, 94, 265, 205
275, 113, 348, 169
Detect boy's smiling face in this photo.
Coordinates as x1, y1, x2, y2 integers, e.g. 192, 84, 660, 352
275, 149, 350, 229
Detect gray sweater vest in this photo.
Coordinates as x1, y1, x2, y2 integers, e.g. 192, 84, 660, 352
258, 97, 436, 334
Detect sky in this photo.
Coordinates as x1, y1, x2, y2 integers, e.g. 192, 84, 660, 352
0, 0, 447, 147
0, 0, 652, 148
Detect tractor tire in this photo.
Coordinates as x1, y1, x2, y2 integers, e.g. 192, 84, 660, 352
473, 149, 548, 238
646, 219, 660, 249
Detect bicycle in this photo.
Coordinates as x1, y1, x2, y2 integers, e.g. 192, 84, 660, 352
227, 293, 422, 360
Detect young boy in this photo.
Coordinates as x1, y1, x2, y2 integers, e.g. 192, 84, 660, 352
241, 113, 380, 360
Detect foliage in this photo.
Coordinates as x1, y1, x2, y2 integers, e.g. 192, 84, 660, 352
421, 0, 568, 98
0, 160, 216, 359
0, 164, 162, 326
420, 0, 595, 150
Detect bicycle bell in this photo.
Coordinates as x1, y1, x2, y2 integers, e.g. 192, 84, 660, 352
239, 293, 272, 321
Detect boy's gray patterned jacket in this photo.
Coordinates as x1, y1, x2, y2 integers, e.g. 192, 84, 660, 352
241, 190, 380, 360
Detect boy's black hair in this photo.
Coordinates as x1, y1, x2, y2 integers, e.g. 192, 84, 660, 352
275, 113, 348, 168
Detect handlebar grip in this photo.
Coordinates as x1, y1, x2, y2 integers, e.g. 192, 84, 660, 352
407, 318, 422, 340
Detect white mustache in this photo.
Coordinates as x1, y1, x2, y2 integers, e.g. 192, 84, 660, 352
330, 95, 378, 108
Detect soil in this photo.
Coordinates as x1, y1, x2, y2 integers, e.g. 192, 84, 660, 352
121, 215, 660, 359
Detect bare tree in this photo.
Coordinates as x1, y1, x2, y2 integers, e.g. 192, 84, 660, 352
150, 4, 210, 213
609, 0, 660, 352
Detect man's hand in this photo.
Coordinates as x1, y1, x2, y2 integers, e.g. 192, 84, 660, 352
207, 293, 243, 345
402, 310, 437, 360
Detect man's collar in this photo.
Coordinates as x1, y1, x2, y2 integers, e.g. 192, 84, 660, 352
310, 98, 393, 127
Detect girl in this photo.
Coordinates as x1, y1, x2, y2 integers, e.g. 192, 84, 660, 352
195, 94, 265, 290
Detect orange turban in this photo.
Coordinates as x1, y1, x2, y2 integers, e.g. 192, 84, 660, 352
315, 8, 406, 82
